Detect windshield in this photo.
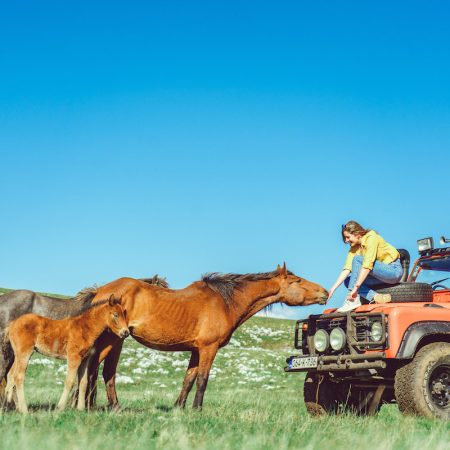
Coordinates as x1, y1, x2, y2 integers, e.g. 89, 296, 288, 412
416, 269, 450, 285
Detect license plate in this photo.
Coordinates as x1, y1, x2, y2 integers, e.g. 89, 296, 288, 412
289, 356, 318, 369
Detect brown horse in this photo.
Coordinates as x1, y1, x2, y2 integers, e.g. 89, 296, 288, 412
85, 264, 327, 409
5, 296, 129, 413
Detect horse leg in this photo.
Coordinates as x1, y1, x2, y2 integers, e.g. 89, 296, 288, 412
0, 337, 14, 406
70, 351, 98, 409
85, 360, 99, 409
77, 356, 92, 411
11, 352, 32, 414
57, 359, 81, 411
5, 360, 17, 406
0, 354, 14, 408
102, 340, 124, 410
192, 345, 218, 410
86, 333, 119, 409
175, 350, 199, 408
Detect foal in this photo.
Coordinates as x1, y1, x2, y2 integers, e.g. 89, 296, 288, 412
5, 296, 129, 413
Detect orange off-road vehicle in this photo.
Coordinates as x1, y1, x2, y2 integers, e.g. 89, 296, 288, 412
285, 236, 450, 419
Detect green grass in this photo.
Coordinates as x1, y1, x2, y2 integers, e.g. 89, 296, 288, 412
0, 287, 69, 298
0, 287, 13, 295
0, 295, 449, 449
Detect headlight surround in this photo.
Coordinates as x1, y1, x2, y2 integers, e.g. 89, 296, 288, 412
330, 327, 346, 351
417, 237, 434, 254
314, 329, 329, 353
370, 321, 383, 341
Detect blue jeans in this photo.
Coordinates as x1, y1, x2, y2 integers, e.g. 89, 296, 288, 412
344, 255, 403, 301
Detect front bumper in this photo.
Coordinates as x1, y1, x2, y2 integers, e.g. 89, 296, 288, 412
285, 311, 388, 373
285, 352, 387, 372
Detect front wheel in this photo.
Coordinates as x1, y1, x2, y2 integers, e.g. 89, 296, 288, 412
395, 342, 450, 420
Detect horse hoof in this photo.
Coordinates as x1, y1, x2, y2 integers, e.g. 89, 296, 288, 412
108, 403, 121, 412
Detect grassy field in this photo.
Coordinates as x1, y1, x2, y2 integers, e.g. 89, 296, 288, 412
0, 294, 449, 450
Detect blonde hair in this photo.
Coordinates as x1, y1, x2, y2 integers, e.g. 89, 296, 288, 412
341, 220, 370, 243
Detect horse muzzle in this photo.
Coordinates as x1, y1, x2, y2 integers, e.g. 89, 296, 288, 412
318, 292, 329, 305
120, 329, 130, 339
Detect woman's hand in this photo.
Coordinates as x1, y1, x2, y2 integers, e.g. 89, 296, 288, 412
347, 287, 359, 300
328, 287, 336, 299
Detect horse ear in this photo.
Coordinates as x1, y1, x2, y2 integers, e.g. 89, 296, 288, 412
280, 262, 287, 278
108, 294, 115, 306
276, 264, 281, 272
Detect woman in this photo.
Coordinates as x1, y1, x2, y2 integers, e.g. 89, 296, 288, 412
328, 221, 403, 312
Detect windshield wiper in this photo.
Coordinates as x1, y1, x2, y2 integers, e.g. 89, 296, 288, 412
431, 277, 450, 286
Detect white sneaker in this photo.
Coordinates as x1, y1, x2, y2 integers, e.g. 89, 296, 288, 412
337, 295, 362, 313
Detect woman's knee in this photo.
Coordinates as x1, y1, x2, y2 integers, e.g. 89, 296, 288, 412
351, 255, 364, 268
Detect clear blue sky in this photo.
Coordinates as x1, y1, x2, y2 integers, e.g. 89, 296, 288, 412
1, 1, 449, 318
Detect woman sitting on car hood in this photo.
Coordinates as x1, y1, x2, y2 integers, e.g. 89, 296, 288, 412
329, 220, 403, 312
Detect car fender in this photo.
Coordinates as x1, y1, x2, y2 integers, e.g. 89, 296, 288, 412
396, 321, 450, 359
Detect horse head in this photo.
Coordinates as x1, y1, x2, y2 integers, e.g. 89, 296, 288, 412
276, 263, 328, 306
107, 295, 130, 339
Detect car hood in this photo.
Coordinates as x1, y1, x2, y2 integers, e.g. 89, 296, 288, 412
324, 302, 450, 314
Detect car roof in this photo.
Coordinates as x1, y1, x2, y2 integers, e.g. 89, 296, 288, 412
418, 253, 450, 272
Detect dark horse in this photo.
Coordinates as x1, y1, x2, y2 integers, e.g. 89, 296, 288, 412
84, 264, 328, 409
0, 275, 168, 401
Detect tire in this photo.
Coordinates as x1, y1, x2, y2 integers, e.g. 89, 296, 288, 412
303, 373, 381, 416
374, 282, 433, 303
395, 342, 450, 419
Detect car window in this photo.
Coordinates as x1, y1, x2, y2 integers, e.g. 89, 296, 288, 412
416, 269, 449, 284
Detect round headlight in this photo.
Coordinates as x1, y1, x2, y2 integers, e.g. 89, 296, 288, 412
314, 329, 329, 353
371, 321, 383, 341
330, 327, 346, 351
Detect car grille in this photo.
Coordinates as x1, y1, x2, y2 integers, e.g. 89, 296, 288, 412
316, 316, 373, 342
297, 312, 387, 354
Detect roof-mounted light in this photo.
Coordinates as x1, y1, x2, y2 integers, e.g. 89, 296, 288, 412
417, 237, 434, 254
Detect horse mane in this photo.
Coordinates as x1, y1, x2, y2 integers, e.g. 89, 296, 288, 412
72, 285, 122, 315
139, 275, 170, 288
78, 296, 122, 314
201, 270, 293, 306
74, 286, 98, 303
72, 275, 169, 308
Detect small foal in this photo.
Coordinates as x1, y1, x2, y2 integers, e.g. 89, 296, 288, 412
5, 295, 129, 413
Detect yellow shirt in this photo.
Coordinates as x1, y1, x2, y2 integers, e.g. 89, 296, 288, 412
344, 230, 400, 271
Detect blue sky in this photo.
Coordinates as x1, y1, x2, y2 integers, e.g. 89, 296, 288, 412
1, 1, 449, 318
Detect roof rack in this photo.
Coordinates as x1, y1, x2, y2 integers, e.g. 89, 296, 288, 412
419, 247, 450, 257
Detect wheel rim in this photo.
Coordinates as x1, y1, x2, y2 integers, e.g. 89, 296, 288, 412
428, 364, 450, 411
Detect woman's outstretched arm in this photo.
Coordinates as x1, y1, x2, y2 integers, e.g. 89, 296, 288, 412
328, 269, 350, 299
